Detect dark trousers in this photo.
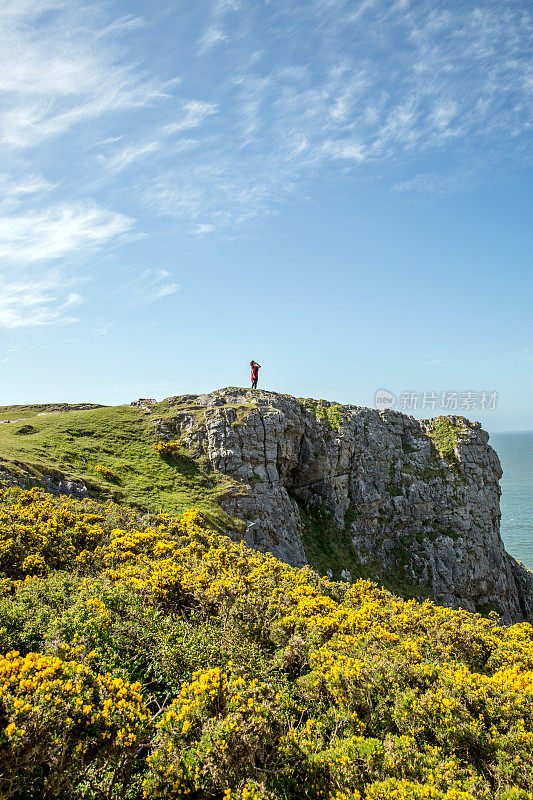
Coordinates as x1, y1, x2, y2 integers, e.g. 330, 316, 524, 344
252, 377, 258, 389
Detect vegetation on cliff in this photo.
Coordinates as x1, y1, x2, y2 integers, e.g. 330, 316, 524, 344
425, 418, 468, 472
298, 400, 344, 431
1, 486, 533, 800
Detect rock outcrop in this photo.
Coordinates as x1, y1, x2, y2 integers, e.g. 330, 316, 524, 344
156, 387, 533, 624
0, 470, 89, 499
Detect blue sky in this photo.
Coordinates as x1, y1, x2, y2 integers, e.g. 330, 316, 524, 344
0, 0, 531, 431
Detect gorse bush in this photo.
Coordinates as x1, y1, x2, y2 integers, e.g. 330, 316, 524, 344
145, 667, 283, 798
0, 486, 533, 799
153, 441, 182, 456
95, 464, 119, 482
0, 488, 108, 579
0, 648, 148, 799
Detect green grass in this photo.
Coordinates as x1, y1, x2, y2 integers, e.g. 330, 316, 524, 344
0, 403, 240, 523
425, 417, 467, 471
298, 399, 344, 430
0, 403, 103, 421
295, 497, 434, 599
151, 397, 257, 430
295, 499, 368, 581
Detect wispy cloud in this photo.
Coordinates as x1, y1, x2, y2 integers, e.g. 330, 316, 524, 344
162, 101, 218, 136
95, 100, 214, 175
0, 275, 82, 329
194, 223, 216, 235
0, 203, 134, 264
0, 2, 168, 149
200, 26, 226, 50
136, 0, 532, 231
92, 322, 114, 338
118, 269, 180, 306
97, 142, 162, 175
392, 169, 477, 195
0, 1, 183, 330
0, 0, 530, 334
3, 0, 530, 238
0, 173, 54, 200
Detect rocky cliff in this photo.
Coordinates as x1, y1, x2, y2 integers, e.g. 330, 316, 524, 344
156, 387, 533, 624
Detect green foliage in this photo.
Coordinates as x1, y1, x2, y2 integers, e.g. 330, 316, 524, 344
426, 417, 467, 471
1, 482, 533, 799
299, 400, 345, 430
95, 464, 119, 482
0, 404, 238, 523
296, 499, 368, 583
153, 440, 182, 457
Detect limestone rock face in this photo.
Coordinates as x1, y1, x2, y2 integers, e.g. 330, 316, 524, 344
0, 470, 88, 499
158, 388, 533, 623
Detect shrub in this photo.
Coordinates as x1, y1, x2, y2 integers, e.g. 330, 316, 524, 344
153, 441, 181, 457
95, 464, 118, 482
0, 487, 106, 579
144, 667, 283, 798
0, 649, 149, 799
1, 487, 533, 798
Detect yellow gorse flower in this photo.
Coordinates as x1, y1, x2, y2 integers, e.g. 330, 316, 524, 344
153, 441, 181, 456
1, 486, 533, 799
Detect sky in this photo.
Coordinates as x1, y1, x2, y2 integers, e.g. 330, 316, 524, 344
0, 0, 531, 432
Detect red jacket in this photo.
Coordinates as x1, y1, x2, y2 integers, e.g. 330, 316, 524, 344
251, 364, 259, 381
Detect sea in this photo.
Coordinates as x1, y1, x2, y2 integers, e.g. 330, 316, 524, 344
490, 431, 533, 572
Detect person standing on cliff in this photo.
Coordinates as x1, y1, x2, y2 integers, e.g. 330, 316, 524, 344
250, 360, 261, 389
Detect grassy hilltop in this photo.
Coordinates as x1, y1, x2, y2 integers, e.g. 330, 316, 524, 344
0, 487, 532, 799
0, 401, 239, 523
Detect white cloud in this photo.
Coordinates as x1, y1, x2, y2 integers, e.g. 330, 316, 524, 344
97, 141, 161, 175
0, 173, 54, 198
92, 322, 114, 337
146, 158, 282, 232
392, 168, 476, 195
0, 0, 530, 248
195, 223, 216, 235
0, 203, 134, 264
215, 0, 241, 11
432, 100, 458, 130
322, 140, 367, 161
141, 0, 529, 227
0, 174, 55, 212
0, 276, 82, 329
151, 283, 180, 300
162, 101, 218, 135
0, 1, 65, 21
118, 268, 180, 306
0, 1, 168, 149
200, 26, 227, 50
92, 101, 214, 177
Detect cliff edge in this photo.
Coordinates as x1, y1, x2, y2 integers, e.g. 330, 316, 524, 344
156, 387, 533, 623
